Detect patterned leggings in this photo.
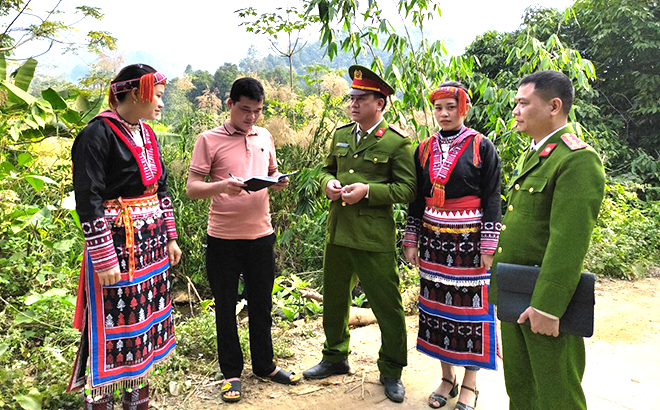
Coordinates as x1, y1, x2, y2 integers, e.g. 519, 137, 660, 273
85, 383, 149, 410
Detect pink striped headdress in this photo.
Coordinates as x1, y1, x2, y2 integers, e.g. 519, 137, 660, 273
108, 72, 167, 108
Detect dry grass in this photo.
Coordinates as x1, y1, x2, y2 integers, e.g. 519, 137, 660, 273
195, 89, 223, 114
173, 76, 195, 92
320, 72, 349, 98
263, 81, 298, 104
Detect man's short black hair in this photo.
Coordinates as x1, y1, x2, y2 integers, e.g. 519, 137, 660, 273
519, 70, 574, 114
229, 77, 265, 102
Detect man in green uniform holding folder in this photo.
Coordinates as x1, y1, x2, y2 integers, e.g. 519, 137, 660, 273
302, 65, 416, 403
491, 70, 606, 409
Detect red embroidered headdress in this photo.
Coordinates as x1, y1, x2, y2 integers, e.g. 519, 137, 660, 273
428, 86, 470, 117
108, 71, 167, 108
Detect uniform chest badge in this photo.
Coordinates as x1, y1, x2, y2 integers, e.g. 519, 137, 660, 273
539, 143, 557, 157
336, 142, 349, 147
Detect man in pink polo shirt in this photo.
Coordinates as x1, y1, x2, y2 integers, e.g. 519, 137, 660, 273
186, 77, 299, 403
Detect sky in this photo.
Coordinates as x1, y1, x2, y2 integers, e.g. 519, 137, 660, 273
7, 0, 576, 79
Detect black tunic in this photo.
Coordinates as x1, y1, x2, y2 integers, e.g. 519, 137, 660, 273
71, 116, 172, 222
405, 128, 502, 252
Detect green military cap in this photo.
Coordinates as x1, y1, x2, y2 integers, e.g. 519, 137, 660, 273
348, 65, 395, 97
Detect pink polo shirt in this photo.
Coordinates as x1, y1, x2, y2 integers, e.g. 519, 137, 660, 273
189, 120, 278, 240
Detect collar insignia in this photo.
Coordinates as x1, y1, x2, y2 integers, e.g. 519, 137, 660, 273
539, 143, 557, 157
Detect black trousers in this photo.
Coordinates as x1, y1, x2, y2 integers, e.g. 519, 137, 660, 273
206, 233, 277, 379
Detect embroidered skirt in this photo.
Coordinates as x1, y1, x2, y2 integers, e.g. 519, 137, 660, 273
416, 196, 497, 370
69, 194, 175, 394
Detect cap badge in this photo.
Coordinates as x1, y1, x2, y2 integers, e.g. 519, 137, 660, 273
354, 70, 363, 80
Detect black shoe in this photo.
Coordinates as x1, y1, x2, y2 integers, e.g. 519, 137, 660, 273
302, 360, 350, 379
380, 375, 405, 403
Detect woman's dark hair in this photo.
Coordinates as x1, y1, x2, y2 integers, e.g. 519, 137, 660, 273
111, 63, 157, 104
229, 77, 265, 102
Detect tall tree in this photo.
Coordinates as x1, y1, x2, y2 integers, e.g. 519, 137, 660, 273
213, 62, 241, 100
0, 1, 116, 58
237, 6, 319, 91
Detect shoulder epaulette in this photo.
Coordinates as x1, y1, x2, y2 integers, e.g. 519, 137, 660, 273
560, 133, 588, 151
388, 124, 408, 138
337, 122, 355, 130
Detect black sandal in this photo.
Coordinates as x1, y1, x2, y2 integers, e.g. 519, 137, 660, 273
454, 385, 479, 410
220, 379, 242, 403
267, 367, 301, 385
428, 376, 459, 408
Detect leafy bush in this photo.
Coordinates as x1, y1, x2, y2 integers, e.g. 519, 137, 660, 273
159, 143, 212, 295
272, 275, 323, 321
0, 145, 84, 408
585, 182, 660, 279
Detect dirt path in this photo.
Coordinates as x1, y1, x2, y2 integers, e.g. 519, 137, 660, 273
157, 277, 660, 409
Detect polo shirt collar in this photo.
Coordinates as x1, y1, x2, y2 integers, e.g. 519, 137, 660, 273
223, 119, 258, 136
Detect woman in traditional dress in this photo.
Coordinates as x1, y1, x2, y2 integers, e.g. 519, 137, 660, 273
69, 63, 182, 409
403, 82, 501, 410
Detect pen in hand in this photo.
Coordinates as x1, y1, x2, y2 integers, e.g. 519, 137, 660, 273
228, 173, 250, 194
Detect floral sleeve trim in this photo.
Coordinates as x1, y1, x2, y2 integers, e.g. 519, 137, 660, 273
81, 217, 118, 271
403, 215, 421, 248
159, 195, 178, 240
481, 221, 501, 255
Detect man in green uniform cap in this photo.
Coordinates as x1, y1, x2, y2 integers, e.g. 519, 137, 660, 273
490, 70, 605, 409
302, 65, 416, 403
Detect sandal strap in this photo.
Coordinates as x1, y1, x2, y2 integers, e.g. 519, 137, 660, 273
441, 376, 456, 385
268, 367, 301, 385
221, 379, 241, 392
460, 384, 477, 394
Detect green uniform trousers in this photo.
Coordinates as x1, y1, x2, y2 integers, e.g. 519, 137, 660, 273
321, 243, 407, 378
501, 321, 587, 410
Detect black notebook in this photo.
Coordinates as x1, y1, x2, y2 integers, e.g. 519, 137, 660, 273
496, 263, 596, 337
243, 172, 297, 192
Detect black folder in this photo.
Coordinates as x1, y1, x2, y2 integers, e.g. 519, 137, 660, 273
243, 172, 297, 192
496, 263, 595, 337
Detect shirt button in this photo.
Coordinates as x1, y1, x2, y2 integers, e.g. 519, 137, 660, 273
342, 202, 347, 206
501, 224, 507, 231
514, 184, 520, 190
529, 187, 534, 193
353, 154, 358, 158
498, 247, 503, 253
508, 205, 514, 211
373, 157, 378, 162
349, 169, 355, 174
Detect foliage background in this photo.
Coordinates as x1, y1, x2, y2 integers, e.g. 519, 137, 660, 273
1, 0, 658, 408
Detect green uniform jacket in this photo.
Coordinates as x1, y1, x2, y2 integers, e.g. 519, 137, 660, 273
319, 119, 416, 252
491, 124, 605, 318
